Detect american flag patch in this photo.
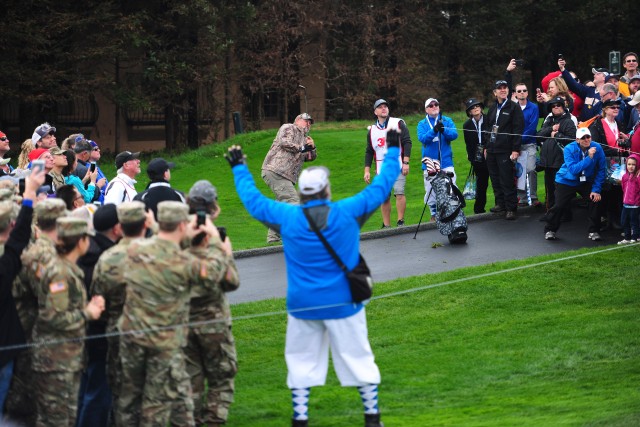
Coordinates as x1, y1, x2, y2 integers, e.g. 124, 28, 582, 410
49, 281, 67, 294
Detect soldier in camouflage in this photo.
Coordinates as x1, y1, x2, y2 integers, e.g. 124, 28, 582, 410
261, 114, 316, 243
116, 201, 234, 427
185, 180, 240, 426
90, 201, 154, 421
5, 198, 67, 426
31, 217, 105, 427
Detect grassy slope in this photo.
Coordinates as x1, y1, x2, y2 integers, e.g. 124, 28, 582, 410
229, 245, 640, 426
100, 112, 542, 250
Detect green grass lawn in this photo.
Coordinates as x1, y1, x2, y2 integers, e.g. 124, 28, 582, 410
99, 112, 544, 250
228, 244, 640, 426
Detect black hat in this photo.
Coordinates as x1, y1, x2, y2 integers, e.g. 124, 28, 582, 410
115, 151, 140, 169
494, 80, 508, 89
93, 203, 119, 232
547, 96, 566, 107
602, 98, 622, 109
147, 157, 175, 178
464, 98, 484, 112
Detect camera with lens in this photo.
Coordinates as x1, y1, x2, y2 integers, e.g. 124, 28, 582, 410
489, 125, 499, 145
618, 137, 630, 149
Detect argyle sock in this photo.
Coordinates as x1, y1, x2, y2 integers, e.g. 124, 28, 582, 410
358, 384, 380, 415
291, 388, 310, 421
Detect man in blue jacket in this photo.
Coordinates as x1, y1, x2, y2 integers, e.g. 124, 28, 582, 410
227, 129, 402, 427
544, 127, 606, 241
417, 97, 458, 220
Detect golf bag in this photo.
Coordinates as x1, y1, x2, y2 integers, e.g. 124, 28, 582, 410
427, 170, 468, 244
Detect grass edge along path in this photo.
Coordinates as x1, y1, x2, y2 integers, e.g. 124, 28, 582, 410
228, 244, 640, 426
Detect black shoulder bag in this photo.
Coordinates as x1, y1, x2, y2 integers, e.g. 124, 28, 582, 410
303, 208, 373, 303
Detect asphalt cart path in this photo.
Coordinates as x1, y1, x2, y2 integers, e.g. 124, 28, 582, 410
230, 207, 618, 304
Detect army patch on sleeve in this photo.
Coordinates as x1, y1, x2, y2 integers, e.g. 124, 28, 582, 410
49, 281, 67, 294
35, 264, 46, 280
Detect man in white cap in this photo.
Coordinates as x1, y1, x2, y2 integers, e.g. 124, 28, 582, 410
226, 127, 403, 427
543, 127, 606, 241
104, 151, 141, 205
364, 99, 412, 227
31, 122, 57, 149
261, 114, 316, 243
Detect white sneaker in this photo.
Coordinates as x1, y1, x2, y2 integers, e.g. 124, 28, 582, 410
588, 232, 602, 241
629, 239, 637, 243
545, 231, 557, 240
618, 239, 631, 245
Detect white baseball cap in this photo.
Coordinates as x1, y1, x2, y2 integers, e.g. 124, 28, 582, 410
424, 98, 439, 108
298, 166, 330, 195
576, 128, 591, 139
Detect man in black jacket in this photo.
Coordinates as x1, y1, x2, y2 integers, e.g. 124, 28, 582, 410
134, 157, 185, 219
484, 79, 525, 219
0, 168, 45, 416
75, 203, 122, 426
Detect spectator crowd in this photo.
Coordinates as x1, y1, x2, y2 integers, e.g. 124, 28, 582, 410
0, 51, 639, 427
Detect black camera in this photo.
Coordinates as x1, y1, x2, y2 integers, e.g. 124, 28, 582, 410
515, 59, 525, 67
490, 125, 499, 145
618, 138, 630, 149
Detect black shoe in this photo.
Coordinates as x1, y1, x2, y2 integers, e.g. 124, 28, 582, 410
505, 211, 516, 220
381, 223, 390, 229
365, 413, 384, 427
474, 209, 486, 214
292, 419, 308, 427
489, 205, 506, 213
396, 219, 405, 226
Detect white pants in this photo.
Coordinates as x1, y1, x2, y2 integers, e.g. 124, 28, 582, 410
423, 167, 456, 214
285, 310, 381, 389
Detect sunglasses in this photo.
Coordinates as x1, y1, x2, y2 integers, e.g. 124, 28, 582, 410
0, 137, 7, 141
427, 103, 439, 108
551, 104, 564, 108
516, 89, 528, 93
580, 136, 592, 140
93, 148, 100, 152
608, 106, 620, 110
626, 59, 638, 63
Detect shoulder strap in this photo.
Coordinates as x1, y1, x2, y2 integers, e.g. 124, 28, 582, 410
303, 208, 348, 272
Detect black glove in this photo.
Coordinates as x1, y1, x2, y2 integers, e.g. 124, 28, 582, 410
434, 121, 445, 133
300, 143, 314, 153
386, 128, 401, 148
225, 145, 246, 167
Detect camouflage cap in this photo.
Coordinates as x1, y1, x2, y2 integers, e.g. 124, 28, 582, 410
49, 146, 67, 156
0, 201, 15, 229
0, 188, 15, 202
0, 179, 16, 191
35, 198, 67, 222
157, 200, 189, 223
56, 216, 96, 237
117, 201, 147, 224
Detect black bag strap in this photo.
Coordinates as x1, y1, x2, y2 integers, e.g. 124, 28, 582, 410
303, 208, 348, 273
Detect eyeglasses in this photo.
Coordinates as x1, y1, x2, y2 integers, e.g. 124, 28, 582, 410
516, 89, 528, 93
75, 195, 83, 201
626, 59, 638, 63
427, 103, 439, 108
0, 137, 7, 141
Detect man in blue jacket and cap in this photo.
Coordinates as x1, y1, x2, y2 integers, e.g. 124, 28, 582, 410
227, 127, 402, 427
544, 127, 606, 241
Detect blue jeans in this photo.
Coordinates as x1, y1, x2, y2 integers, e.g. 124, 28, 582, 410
75, 360, 112, 427
0, 360, 14, 416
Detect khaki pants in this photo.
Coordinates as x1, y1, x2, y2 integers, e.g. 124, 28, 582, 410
261, 170, 300, 242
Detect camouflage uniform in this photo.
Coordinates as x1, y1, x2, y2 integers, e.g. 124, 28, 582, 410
90, 201, 147, 420
31, 217, 93, 427
184, 245, 240, 425
116, 201, 233, 427
6, 233, 56, 425
261, 122, 317, 242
